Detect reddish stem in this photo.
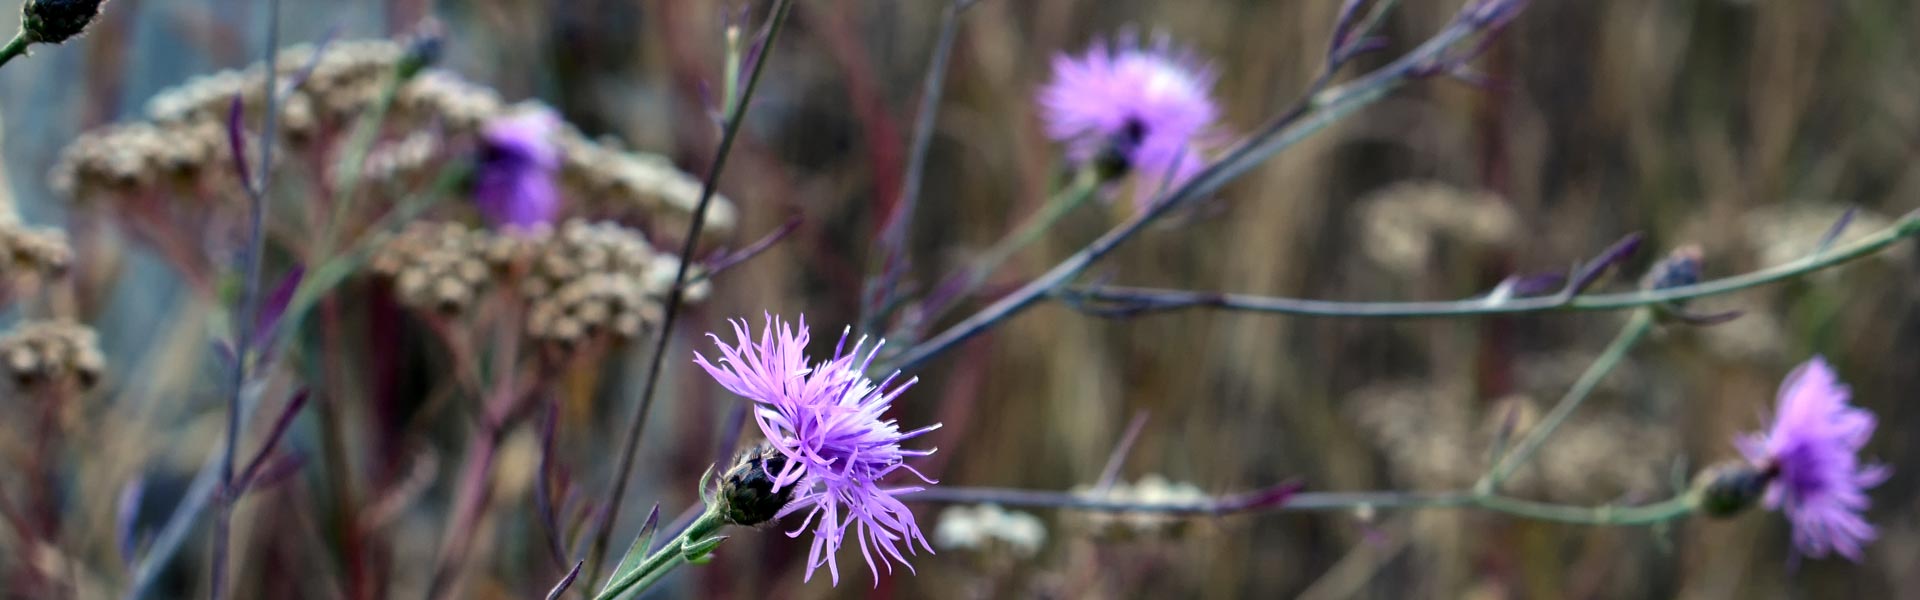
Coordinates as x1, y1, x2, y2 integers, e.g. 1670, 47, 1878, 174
319, 299, 371, 600
426, 418, 504, 599
426, 296, 530, 598
31, 388, 65, 541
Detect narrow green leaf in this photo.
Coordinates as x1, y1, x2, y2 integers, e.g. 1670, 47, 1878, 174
680, 534, 729, 563
696, 465, 717, 506
597, 503, 661, 595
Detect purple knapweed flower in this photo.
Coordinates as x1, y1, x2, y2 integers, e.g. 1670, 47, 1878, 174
473, 109, 561, 230
1736, 356, 1888, 561
1038, 31, 1220, 209
694, 314, 941, 586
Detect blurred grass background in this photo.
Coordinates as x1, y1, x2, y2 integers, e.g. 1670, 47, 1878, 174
2, 0, 1918, 598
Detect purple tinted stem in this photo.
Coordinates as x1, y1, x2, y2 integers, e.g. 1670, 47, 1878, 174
904, 485, 1697, 526
213, 1, 281, 597
1055, 216, 1920, 319
700, 213, 802, 279
233, 391, 310, 494
545, 561, 585, 600
905, 481, 1306, 516
1094, 411, 1149, 492
537, 397, 568, 567
863, 0, 974, 333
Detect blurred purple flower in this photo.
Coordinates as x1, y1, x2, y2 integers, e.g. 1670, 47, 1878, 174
1736, 356, 1888, 561
694, 314, 941, 586
1038, 31, 1220, 209
474, 109, 561, 229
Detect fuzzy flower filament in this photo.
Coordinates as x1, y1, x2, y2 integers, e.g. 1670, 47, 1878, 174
695, 315, 941, 586
1735, 356, 1888, 561
1038, 32, 1221, 209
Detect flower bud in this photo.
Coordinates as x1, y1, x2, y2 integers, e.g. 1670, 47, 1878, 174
395, 20, 444, 80
20, 0, 106, 45
1090, 118, 1148, 182
1692, 461, 1771, 518
1640, 244, 1703, 294
717, 444, 797, 526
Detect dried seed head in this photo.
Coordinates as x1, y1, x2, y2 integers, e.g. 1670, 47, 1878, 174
392, 71, 503, 132
371, 219, 698, 349
66, 37, 733, 243
50, 120, 235, 205
360, 131, 441, 184
517, 219, 669, 345
0, 221, 74, 279
0, 319, 105, 391
556, 134, 736, 234
370, 222, 496, 314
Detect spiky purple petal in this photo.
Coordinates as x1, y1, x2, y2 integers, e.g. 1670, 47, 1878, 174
1736, 356, 1887, 561
1038, 31, 1220, 209
695, 314, 941, 586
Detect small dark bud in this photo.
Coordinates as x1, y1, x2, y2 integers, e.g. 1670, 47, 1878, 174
395, 19, 445, 80
1640, 244, 1707, 323
21, 0, 106, 45
1640, 244, 1704, 293
717, 444, 797, 526
1692, 461, 1772, 518
1091, 117, 1150, 182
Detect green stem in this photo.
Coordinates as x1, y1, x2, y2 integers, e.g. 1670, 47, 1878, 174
1067, 212, 1920, 318
905, 486, 1700, 527
1479, 309, 1656, 492
1471, 493, 1695, 526
1313, 491, 1695, 526
922, 169, 1101, 322
0, 32, 30, 71
595, 510, 728, 600
583, 0, 795, 586
721, 26, 743, 117
319, 69, 407, 259
277, 162, 468, 348
973, 170, 1101, 282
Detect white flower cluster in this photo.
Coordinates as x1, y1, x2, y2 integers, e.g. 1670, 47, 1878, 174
934, 504, 1047, 558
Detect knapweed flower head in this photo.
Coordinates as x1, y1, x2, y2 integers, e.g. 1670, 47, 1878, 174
694, 314, 940, 586
1736, 356, 1888, 561
474, 109, 561, 230
1039, 30, 1220, 209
